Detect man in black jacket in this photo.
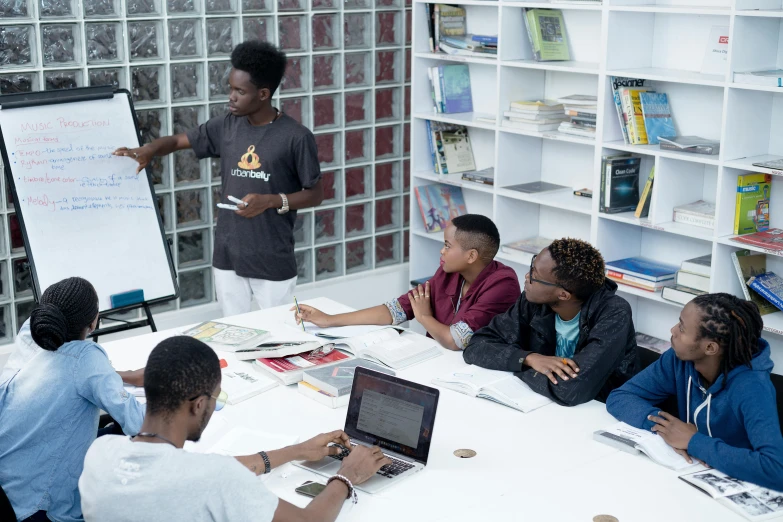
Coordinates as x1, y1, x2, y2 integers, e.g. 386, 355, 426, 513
463, 238, 638, 406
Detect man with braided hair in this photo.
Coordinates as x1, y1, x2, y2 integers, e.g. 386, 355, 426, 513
608, 293, 783, 491
464, 238, 638, 406
0, 277, 145, 522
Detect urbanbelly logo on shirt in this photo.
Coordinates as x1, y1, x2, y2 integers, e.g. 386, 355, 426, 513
232, 145, 270, 181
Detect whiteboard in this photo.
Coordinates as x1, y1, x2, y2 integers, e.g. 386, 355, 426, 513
0, 90, 177, 312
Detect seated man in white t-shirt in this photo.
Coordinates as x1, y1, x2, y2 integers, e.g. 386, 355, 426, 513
79, 336, 390, 522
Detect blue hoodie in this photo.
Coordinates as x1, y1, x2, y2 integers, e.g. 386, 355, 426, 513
606, 340, 783, 491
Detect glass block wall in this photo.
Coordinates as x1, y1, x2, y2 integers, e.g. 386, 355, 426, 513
0, 0, 412, 343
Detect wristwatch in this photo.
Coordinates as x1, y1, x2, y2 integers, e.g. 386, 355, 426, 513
277, 193, 289, 214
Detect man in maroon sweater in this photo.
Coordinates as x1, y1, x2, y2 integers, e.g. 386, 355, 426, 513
294, 214, 520, 351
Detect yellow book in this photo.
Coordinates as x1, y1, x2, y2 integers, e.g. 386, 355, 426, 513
621, 88, 650, 145
634, 166, 655, 218
734, 173, 772, 235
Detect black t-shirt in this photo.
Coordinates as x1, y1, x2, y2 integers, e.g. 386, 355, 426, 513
187, 113, 321, 281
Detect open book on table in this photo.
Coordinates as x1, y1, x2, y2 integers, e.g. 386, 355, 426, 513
333, 327, 442, 370
593, 422, 706, 471
432, 365, 552, 413
680, 469, 783, 521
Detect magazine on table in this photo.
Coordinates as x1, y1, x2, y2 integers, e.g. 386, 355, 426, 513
680, 469, 783, 521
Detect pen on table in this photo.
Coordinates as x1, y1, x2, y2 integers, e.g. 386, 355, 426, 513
294, 296, 306, 332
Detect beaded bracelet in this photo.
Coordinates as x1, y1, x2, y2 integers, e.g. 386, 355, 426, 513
327, 474, 358, 504
258, 451, 271, 474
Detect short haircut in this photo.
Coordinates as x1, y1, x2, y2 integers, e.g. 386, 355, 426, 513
548, 238, 605, 301
30, 277, 98, 351
144, 336, 221, 418
452, 214, 500, 261
231, 41, 287, 95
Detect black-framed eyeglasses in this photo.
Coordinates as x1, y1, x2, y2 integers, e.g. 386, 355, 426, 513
189, 389, 228, 411
528, 254, 570, 293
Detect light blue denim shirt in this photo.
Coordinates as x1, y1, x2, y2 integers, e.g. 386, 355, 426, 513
0, 320, 145, 522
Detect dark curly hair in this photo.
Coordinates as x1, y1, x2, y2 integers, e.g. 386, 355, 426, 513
691, 293, 763, 378
230, 40, 287, 95
452, 214, 500, 261
547, 238, 605, 301
30, 277, 98, 351
144, 336, 221, 418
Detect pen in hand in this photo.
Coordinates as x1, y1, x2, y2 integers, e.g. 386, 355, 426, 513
294, 296, 306, 332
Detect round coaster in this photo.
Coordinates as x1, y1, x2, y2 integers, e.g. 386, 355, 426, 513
453, 449, 476, 458
593, 516, 619, 522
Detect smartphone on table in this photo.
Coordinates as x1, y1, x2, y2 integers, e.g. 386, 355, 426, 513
295, 481, 327, 498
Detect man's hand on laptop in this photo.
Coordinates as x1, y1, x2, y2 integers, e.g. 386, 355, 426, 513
295, 430, 352, 461
337, 445, 392, 485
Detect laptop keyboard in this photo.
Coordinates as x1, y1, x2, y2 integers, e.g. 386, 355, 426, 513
329, 443, 415, 478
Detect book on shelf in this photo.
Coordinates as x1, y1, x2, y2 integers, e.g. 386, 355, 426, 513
657, 136, 720, 155
751, 157, 783, 171
557, 121, 597, 138
731, 250, 781, 316
679, 469, 783, 522
600, 155, 641, 214
681, 254, 712, 277
432, 365, 553, 413
425, 120, 475, 175
594, 422, 703, 471
503, 110, 567, 122
472, 34, 497, 45
747, 272, 783, 312
220, 362, 278, 405
634, 166, 655, 219
606, 257, 679, 283
639, 92, 675, 146
606, 271, 675, 292
673, 200, 716, 230
700, 25, 729, 76
610, 76, 649, 145
303, 359, 394, 397
734, 173, 771, 235
509, 100, 564, 113
502, 120, 563, 132
415, 184, 467, 233
522, 8, 571, 62
434, 3, 465, 51
564, 108, 597, 118
501, 236, 553, 257
676, 270, 710, 293
461, 167, 494, 185
254, 349, 353, 386
182, 321, 271, 352
662, 284, 707, 305
439, 35, 497, 56
425, 3, 435, 52
556, 94, 597, 106
573, 188, 592, 198
732, 229, 783, 253
504, 181, 571, 194
411, 275, 433, 286
569, 117, 597, 129
635, 332, 670, 354
438, 64, 473, 114
734, 69, 783, 88
622, 88, 653, 145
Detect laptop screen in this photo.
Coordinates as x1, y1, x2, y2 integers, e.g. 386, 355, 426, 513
345, 367, 439, 465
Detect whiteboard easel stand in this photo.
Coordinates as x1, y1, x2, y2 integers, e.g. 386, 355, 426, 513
0, 86, 179, 341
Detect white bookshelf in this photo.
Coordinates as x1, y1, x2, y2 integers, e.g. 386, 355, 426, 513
409, 0, 783, 369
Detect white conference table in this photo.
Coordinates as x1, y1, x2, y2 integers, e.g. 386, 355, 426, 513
102, 297, 749, 522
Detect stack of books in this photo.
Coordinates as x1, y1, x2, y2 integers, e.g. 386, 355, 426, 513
298, 360, 395, 408
500, 236, 553, 264
501, 100, 566, 132
734, 69, 783, 88
731, 228, 783, 253
661, 255, 711, 306
439, 34, 497, 58
731, 249, 781, 316
425, 120, 476, 176
673, 200, 716, 230
427, 63, 473, 114
557, 94, 597, 138
461, 167, 494, 185
605, 257, 678, 293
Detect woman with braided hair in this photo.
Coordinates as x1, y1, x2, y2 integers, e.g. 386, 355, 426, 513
607, 293, 783, 491
0, 277, 145, 522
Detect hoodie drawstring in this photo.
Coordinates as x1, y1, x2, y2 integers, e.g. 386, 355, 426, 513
689, 375, 714, 438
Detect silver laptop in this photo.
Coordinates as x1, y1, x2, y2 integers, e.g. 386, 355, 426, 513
295, 366, 440, 493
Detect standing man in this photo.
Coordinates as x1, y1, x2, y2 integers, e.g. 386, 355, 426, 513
115, 41, 323, 316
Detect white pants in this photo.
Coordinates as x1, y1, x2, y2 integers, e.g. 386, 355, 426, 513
213, 267, 297, 317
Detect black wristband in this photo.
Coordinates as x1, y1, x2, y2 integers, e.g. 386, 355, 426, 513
258, 451, 271, 474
